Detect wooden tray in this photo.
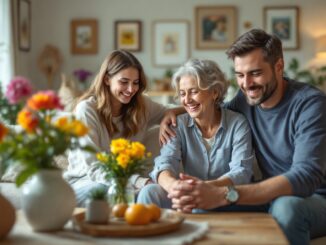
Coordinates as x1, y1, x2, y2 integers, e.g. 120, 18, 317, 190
72, 210, 184, 237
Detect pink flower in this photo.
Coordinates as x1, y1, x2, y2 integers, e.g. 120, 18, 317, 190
5, 76, 33, 104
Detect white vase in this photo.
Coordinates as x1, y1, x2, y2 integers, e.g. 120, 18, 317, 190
85, 199, 109, 224
21, 169, 76, 231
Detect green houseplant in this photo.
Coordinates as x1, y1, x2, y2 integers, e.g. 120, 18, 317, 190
285, 58, 326, 87
85, 187, 109, 224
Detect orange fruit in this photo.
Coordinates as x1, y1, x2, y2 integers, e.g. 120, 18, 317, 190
146, 204, 161, 222
112, 203, 129, 218
124, 204, 151, 225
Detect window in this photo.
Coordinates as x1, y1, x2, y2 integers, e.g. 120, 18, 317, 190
0, 0, 14, 90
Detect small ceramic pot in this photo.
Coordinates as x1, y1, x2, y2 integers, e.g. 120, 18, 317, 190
85, 199, 109, 224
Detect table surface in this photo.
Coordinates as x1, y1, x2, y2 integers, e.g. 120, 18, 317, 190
183, 212, 288, 245
2, 210, 288, 245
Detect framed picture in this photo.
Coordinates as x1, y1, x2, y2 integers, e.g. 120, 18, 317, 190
195, 6, 237, 49
70, 19, 98, 54
115, 21, 142, 51
18, 0, 31, 51
152, 20, 190, 67
264, 6, 299, 50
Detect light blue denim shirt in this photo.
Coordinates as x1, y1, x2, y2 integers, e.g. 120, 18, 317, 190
150, 108, 254, 185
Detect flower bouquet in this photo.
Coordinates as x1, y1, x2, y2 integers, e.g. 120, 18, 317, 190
96, 138, 151, 204
0, 90, 92, 186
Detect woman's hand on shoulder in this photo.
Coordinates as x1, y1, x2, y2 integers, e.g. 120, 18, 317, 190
159, 110, 177, 146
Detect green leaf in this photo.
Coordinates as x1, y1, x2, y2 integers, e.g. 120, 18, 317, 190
15, 167, 38, 187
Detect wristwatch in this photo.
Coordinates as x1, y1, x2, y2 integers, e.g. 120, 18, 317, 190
225, 186, 239, 204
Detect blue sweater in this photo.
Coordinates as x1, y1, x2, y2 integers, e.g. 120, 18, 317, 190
226, 78, 326, 197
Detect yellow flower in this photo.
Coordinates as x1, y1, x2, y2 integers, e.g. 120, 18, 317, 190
54, 117, 68, 130
96, 152, 109, 162
17, 108, 39, 133
111, 138, 129, 155
53, 117, 88, 137
70, 119, 88, 136
130, 142, 146, 159
0, 123, 8, 142
116, 153, 130, 169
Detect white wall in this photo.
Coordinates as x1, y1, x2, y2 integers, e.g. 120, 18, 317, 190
14, 0, 326, 90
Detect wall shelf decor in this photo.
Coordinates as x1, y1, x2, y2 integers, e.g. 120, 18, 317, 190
115, 20, 142, 52
18, 0, 31, 51
70, 19, 98, 54
264, 6, 299, 50
152, 20, 190, 67
195, 6, 237, 49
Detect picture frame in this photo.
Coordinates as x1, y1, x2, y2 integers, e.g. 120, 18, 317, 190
70, 19, 98, 54
115, 20, 142, 51
152, 20, 190, 67
264, 6, 299, 50
18, 0, 31, 51
195, 6, 237, 49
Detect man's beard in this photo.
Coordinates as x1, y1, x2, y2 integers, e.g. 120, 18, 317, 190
241, 73, 278, 106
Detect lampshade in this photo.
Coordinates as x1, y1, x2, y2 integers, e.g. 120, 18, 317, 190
316, 35, 326, 59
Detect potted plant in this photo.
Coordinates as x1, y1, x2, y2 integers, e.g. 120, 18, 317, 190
0, 87, 92, 231
286, 58, 326, 87
85, 187, 109, 224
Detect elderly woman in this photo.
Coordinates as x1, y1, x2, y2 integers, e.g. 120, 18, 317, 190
137, 59, 254, 212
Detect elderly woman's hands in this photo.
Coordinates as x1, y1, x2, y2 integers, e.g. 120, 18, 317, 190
169, 173, 228, 212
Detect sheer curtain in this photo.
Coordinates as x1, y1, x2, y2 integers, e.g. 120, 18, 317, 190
0, 0, 14, 90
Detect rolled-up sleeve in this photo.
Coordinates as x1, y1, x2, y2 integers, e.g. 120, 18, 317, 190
222, 115, 254, 185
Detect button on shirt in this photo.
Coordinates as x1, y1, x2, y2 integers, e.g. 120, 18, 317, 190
150, 108, 254, 185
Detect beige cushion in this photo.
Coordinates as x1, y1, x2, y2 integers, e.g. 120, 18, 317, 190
58, 74, 81, 112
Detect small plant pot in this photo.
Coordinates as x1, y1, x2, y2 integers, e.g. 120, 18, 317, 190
85, 200, 109, 224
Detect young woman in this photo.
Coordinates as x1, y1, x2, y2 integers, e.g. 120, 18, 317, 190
64, 50, 180, 206
137, 59, 254, 212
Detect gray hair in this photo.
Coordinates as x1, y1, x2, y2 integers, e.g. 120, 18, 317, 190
171, 59, 229, 104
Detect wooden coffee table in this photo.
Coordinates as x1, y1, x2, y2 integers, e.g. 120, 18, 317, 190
2, 210, 288, 245
182, 212, 289, 245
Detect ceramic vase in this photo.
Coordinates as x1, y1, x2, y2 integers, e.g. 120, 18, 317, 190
85, 199, 109, 224
107, 177, 135, 205
21, 169, 76, 231
0, 193, 16, 238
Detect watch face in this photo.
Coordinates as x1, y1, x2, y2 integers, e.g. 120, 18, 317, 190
226, 186, 239, 203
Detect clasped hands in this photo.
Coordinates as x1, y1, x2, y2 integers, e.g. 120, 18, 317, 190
167, 173, 227, 213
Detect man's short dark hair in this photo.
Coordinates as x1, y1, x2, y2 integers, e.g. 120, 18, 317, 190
226, 29, 283, 67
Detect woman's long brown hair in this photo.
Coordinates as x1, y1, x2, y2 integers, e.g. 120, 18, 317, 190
77, 50, 147, 137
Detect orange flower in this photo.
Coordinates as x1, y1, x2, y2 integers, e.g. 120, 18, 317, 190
27, 90, 63, 111
17, 108, 39, 133
0, 122, 8, 142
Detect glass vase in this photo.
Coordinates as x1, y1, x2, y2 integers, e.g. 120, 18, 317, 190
107, 177, 135, 205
